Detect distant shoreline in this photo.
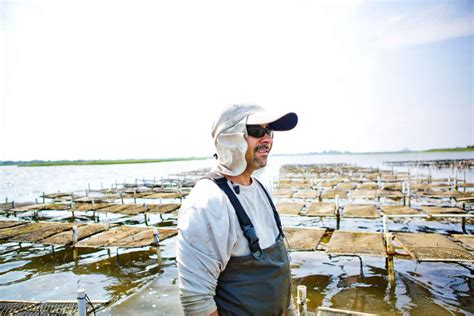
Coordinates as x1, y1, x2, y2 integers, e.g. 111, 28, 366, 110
4, 157, 210, 167
287, 146, 474, 156
1, 146, 472, 167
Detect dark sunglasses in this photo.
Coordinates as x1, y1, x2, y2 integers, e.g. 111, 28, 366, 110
246, 125, 274, 138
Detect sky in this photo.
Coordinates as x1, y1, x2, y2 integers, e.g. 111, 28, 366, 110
0, 0, 473, 161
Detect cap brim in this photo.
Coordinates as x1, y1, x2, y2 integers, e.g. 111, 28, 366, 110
246, 111, 298, 131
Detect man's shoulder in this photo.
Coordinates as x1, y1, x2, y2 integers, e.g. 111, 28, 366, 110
193, 177, 223, 192
182, 178, 228, 210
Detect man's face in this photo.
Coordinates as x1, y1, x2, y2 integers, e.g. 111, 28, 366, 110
245, 124, 273, 172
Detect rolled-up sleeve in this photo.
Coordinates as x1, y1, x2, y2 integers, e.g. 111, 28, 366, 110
177, 180, 237, 315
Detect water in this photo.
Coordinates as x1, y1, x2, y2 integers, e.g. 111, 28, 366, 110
0, 152, 473, 315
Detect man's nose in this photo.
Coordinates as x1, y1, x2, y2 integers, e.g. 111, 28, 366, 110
260, 133, 273, 144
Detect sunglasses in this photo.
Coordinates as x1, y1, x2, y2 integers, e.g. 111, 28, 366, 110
246, 125, 274, 138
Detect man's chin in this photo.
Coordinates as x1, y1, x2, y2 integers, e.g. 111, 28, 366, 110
254, 157, 268, 169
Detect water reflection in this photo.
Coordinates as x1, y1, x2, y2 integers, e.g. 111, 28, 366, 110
290, 251, 473, 315
0, 241, 168, 302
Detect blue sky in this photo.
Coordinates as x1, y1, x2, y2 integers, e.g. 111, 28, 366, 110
0, 0, 472, 160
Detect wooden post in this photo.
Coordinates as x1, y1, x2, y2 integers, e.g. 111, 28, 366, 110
43, 192, 45, 204
297, 285, 308, 316
463, 170, 466, 192
402, 182, 406, 206
383, 215, 395, 286
143, 203, 149, 225
154, 229, 162, 265
72, 226, 78, 246
454, 168, 458, 190
317, 183, 322, 202
461, 203, 467, 233
386, 255, 395, 287
116, 248, 120, 264
120, 192, 124, 205
71, 193, 75, 210
73, 247, 79, 263
407, 182, 411, 207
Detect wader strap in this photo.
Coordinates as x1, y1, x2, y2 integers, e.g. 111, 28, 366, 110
254, 178, 284, 237
204, 173, 263, 259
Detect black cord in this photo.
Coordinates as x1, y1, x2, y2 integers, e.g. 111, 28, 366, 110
84, 293, 97, 316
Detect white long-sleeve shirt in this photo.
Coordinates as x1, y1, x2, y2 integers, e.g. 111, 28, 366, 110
176, 177, 280, 315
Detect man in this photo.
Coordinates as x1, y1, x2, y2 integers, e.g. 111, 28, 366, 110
177, 104, 298, 315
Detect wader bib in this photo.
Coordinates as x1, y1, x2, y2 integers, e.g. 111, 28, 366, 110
206, 173, 291, 316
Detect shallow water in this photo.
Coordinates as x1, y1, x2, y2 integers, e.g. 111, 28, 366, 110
291, 252, 474, 315
0, 152, 473, 314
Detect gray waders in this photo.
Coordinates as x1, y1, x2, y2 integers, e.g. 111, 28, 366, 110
207, 174, 291, 316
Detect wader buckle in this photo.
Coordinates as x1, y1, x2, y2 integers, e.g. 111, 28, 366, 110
243, 225, 263, 259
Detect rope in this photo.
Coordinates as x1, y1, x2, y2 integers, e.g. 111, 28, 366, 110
84, 294, 97, 316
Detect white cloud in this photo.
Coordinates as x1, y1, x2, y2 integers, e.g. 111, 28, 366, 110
374, 3, 474, 48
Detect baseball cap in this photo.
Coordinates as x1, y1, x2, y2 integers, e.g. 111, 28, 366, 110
246, 110, 298, 131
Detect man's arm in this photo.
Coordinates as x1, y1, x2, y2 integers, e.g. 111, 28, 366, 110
177, 180, 237, 315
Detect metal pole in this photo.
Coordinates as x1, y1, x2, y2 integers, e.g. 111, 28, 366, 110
297, 285, 308, 316
77, 288, 87, 316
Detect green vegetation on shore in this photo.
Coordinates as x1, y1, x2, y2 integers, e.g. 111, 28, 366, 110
1, 157, 209, 167
423, 146, 474, 153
